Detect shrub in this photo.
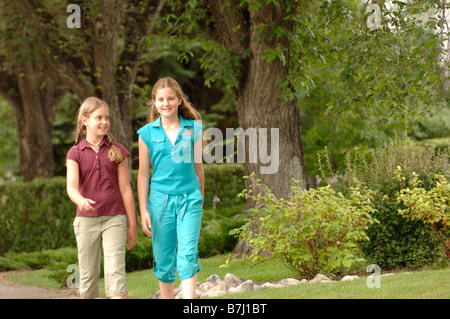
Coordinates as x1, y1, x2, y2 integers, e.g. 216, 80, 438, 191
322, 139, 450, 268
0, 256, 28, 271
0, 247, 79, 285
199, 205, 246, 258
42, 247, 79, 286
0, 177, 75, 254
125, 231, 153, 272
230, 173, 378, 279
396, 169, 450, 259
201, 164, 246, 210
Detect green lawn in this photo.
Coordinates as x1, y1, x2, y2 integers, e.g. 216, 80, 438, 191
7, 254, 450, 299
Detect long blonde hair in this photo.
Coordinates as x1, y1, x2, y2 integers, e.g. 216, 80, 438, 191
147, 77, 202, 123
74, 97, 123, 163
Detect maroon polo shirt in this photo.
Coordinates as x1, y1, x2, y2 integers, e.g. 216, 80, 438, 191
66, 138, 130, 217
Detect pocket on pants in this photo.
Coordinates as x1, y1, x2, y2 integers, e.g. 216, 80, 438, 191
148, 189, 169, 222
198, 188, 204, 202
191, 188, 204, 210
73, 218, 81, 237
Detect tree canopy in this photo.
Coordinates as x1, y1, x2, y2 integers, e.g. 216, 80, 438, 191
0, 0, 448, 185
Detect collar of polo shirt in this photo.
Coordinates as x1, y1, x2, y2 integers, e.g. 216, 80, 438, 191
150, 114, 194, 130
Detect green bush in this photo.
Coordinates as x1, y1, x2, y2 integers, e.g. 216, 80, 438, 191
199, 205, 246, 258
125, 231, 153, 272
40, 248, 79, 286
0, 177, 75, 254
322, 139, 450, 269
0, 256, 28, 271
201, 164, 246, 210
396, 170, 450, 260
0, 247, 78, 275
230, 173, 377, 279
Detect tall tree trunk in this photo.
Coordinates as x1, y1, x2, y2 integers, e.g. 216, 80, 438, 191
210, 0, 308, 198
43, 0, 165, 154
237, 42, 308, 199
9, 62, 65, 181
209, 0, 308, 257
94, 0, 128, 147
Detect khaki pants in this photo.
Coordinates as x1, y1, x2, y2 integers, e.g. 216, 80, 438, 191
73, 215, 128, 298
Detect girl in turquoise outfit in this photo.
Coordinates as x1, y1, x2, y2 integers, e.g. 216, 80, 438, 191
137, 77, 204, 299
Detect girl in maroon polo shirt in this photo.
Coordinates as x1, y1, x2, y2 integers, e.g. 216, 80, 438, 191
66, 97, 137, 299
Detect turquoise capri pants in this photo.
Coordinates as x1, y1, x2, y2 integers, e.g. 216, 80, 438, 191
148, 187, 203, 283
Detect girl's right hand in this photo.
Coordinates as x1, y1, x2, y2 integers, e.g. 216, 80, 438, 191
78, 198, 96, 212
140, 212, 152, 237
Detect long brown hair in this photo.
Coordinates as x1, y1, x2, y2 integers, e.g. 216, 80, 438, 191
147, 77, 202, 123
74, 97, 123, 163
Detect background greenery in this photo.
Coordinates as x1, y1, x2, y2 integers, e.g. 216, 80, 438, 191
0, 0, 449, 294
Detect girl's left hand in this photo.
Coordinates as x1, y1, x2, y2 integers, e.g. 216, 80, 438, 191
79, 198, 96, 212
126, 227, 137, 250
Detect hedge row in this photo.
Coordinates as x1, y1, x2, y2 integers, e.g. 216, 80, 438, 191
0, 164, 245, 256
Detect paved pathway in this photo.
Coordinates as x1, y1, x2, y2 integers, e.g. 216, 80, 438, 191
0, 271, 78, 299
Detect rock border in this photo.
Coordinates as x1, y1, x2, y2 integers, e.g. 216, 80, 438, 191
150, 273, 362, 299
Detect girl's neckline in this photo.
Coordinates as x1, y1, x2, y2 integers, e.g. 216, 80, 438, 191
86, 137, 104, 151
160, 115, 180, 127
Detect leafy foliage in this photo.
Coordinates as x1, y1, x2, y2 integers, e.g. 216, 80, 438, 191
323, 139, 450, 268
329, 0, 448, 115
0, 177, 76, 254
297, 0, 450, 179
396, 168, 450, 259
199, 205, 246, 258
230, 173, 378, 279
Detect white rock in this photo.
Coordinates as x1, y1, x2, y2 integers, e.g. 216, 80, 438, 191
228, 287, 239, 294
200, 290, 227, 298
277, 278, 302, 286
225, 273, 243, 289
309, 274, 331, 283
207, 284, 227, 294
199, 282, 214, 292
206, 274, 222, 285
151, 291, 161, 299
261, 282, 284, 289
151, 272, 364, 299
341, 275, 359, 281
381, 273, 395, 277
235, 280, 254, 292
